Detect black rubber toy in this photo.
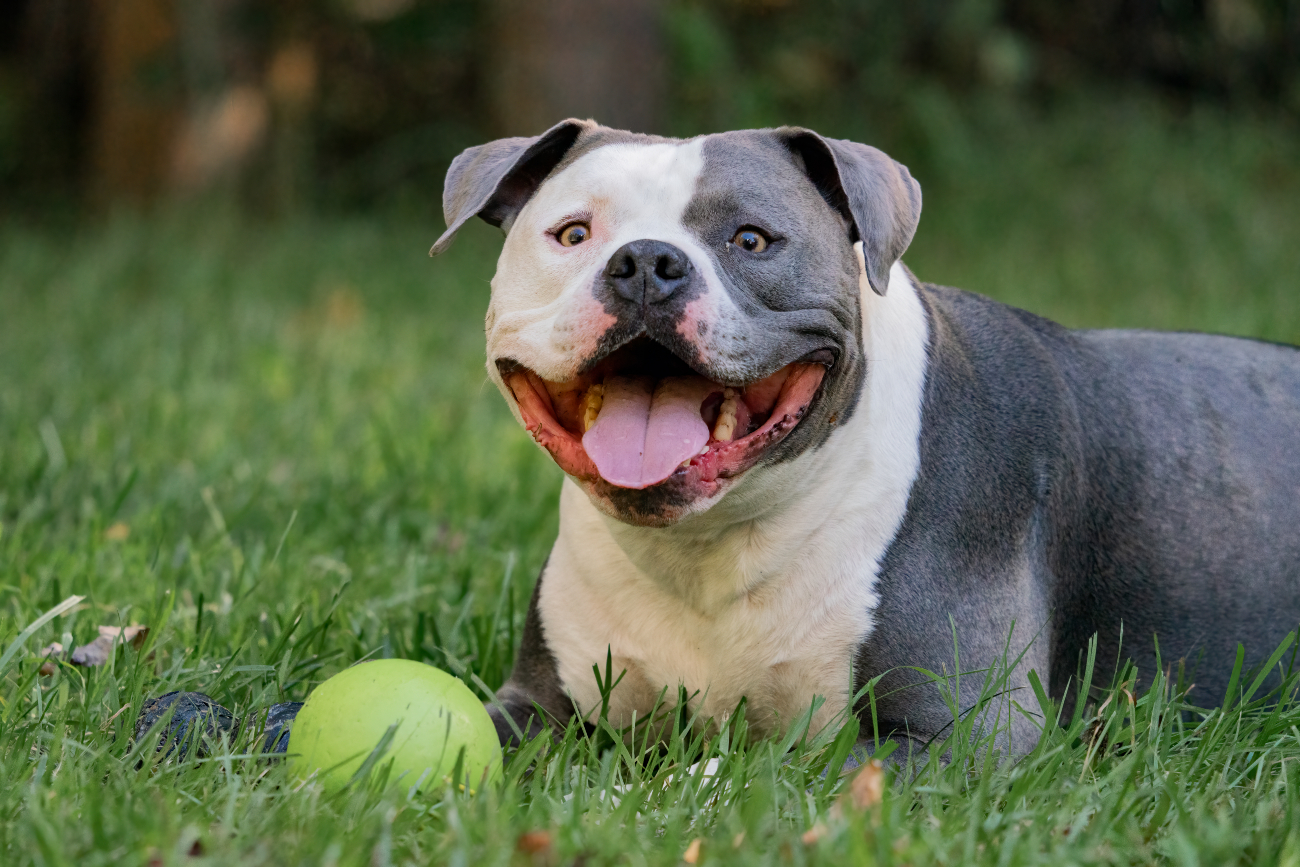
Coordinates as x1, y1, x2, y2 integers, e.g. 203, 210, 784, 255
133, 691, 302, 760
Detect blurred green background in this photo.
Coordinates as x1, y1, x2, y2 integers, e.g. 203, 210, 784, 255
3, 1, 1299, 334
2, 0, 1299, 213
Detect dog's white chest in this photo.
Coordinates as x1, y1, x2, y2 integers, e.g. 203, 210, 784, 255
539, 489, 887, 736
535, 263, 929, 739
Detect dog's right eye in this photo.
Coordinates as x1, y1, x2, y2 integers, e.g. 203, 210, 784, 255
731, 227, 770, 253
557, 222, 591, 247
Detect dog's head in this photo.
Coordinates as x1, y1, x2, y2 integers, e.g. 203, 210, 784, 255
433, 120, 921, 527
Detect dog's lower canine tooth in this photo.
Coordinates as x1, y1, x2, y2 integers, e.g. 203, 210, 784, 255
712, 388, 739, 442
582, 383, 605, 432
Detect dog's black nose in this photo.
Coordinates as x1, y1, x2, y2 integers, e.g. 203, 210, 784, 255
604, 240, 692, 306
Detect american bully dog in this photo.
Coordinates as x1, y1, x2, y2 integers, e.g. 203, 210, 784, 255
430, 119, 1300, 760
142, 119, 1300, 764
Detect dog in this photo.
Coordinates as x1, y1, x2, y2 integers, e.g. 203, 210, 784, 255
142, 119, 1299, 763
429, 119, 1300, 760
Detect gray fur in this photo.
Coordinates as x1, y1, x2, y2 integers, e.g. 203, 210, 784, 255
430, 118, 589, 256
857, 280, 1300, 760
679, 131, 870, 459
776, 128, 922, 296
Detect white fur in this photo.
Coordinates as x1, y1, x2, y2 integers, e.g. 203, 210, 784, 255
489, 141, 697, 379
537, 258, 930, 738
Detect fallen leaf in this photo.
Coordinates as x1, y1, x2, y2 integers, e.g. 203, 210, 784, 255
801, 823, 829, 845
71, 636, 114, 666
102, 624, 150, 648
70, 625, 149, 666
36, 641, 65, 676
104, 522, 131, 541
516, 830, 552, 855
843, 759, 884, 811
682, 837, 702, 863
732, 831, 745, 849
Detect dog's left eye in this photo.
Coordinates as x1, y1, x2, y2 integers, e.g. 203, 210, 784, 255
731, 227, 769, 253
556, 222, 591, 247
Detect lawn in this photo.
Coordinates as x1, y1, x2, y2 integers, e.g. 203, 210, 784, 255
3, 100, 1300, 865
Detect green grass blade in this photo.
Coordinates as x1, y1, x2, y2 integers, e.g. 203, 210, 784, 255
0, 595, 84, 676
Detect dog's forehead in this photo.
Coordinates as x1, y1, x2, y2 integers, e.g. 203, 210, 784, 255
526, 137, 705, 227
529, 129, 806, 223
552, 141, 701, 201
693, 131, 818, 197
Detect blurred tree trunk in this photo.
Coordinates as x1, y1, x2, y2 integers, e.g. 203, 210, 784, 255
487, 0, 664, 136
89, 0, 180, 203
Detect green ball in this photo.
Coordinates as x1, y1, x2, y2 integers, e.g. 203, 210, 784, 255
288, 659, 501, 793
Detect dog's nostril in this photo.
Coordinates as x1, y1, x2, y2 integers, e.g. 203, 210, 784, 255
655, 255, 686, 281
607, 254, 636, 279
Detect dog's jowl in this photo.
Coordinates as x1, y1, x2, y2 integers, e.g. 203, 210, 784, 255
432, 119, 1300, 760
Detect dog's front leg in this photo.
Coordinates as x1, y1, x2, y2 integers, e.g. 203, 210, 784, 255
852, 588, 1053, 767
487, 558, 581, 746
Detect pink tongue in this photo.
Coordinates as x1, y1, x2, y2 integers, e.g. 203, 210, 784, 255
582, 375, 715, 489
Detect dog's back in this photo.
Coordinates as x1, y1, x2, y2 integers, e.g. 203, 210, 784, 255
1057, 327, 1300, 700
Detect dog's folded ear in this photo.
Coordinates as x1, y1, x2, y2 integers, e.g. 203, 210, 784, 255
430, 119, 591, 256
777, 129, 922, 295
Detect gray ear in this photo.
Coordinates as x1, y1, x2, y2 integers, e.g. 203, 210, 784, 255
430, 119, 591, 256
777, 128, 922, 295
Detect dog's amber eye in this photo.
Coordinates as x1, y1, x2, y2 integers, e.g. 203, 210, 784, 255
557, 222, 591, 247
731, 227, 769, 253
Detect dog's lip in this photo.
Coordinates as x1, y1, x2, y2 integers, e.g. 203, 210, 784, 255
497, 343, 831, 491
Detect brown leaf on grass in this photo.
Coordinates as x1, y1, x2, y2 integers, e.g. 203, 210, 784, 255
801, 823, 829, 845
682, 838, 702, 864
70, 625, 149, 666
516, 830, 552, 855
843, 759, 884, 811
104, 522, 131, 541
36, 641, 65, 676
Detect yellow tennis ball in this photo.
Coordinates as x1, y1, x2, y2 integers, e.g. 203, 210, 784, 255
288, 659, 501, 793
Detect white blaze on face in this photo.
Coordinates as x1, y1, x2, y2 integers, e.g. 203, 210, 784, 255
486, 139, 734, 389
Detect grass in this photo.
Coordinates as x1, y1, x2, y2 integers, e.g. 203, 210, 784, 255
2, 99, 1300, 865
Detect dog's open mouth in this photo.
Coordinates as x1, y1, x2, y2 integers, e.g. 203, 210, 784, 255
499, 337, 828, 491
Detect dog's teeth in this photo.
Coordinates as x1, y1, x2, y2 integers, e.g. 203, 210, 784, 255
582, 383, 605, 432
712, 388, 739, 442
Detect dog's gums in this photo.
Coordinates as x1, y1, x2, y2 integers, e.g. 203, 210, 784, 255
499, 338, 826, 496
